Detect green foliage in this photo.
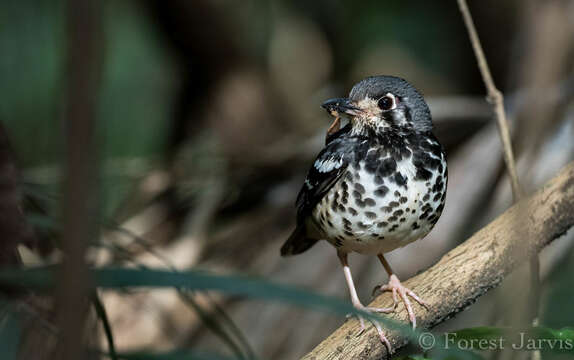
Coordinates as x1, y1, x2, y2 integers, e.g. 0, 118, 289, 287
0, 300, 22, 360
110, 349, 236, 360
0, 266, 484, 360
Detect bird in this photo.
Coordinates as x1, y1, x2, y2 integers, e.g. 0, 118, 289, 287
280, 75, 447, 350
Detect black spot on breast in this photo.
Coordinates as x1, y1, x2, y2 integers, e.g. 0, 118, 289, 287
433, 178, 444, 193
338, 205, 346, 212
392, 172, 407, 187
364, 198, 376, 206
377, 158, 397, 177
399, 196, 408, 204
341, 181, 348, 190
341, 193, 348, 205
423, 194, 430, 202
433, 193, 441, 202
348, 207, 358, 216
394, 191, 401, 197
377, 221, 388, 228
365, 151, 379, 173
327, 220, 334, 227
354, 183, 366, 194
415, 167, 432, 181
389, 201, 399, 208
388, 216, 398, 222
399, 217, 406, 222
393, 209, 404, 216
331, 201, 339, 212
352, 190, 362, 199
365, 211, 377, 219
344, 230, 354, 236
381, 206, 392, 213
374, 175, 384, 185
412, 222, 420, 230
345, 171, 353, 181
375, 186, 389, 197
357, 222, 369, 229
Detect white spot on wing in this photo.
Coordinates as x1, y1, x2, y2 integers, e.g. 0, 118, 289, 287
314, 157, 343, 173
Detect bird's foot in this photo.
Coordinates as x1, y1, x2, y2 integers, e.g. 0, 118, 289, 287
348, 303, 394, 352
372, 274, 429, 328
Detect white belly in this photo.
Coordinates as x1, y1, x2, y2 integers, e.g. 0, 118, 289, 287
312, 155, 446, 255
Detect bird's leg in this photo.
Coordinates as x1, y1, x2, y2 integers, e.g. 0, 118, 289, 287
372, 254, 429, 328
338, 251, 393, 351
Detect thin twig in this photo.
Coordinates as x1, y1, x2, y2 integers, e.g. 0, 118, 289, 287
456, 0, 523, 200
92, 292, 117, 360
457, 3, 538, 360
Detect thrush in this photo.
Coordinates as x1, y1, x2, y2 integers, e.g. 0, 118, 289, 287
281, 75, 447, 350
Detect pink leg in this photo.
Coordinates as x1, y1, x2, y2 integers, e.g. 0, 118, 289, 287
374, 254, 429, 328
338, 252, 394, 352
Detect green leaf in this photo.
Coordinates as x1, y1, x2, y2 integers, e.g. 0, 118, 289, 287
0, 300, 22, 360
109, 349, 235, 360
0, 266, 477, 359
0, 266, 415, 335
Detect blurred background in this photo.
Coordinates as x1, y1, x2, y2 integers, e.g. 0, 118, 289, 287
1, 0, 574, 359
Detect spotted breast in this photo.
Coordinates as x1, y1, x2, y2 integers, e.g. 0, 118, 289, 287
310, 127, 447, 255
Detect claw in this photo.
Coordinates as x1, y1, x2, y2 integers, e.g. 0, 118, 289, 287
372, 274, 429, 329
348, 306, 393, 353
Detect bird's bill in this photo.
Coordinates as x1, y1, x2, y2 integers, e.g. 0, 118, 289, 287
321, 97, 363, 116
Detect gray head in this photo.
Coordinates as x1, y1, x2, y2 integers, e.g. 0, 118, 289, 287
322, 75, 432, 133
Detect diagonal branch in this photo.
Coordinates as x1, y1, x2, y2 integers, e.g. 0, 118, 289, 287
302, 161, 574, 360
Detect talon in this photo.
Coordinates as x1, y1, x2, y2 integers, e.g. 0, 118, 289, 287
373, 274, 428, 329
349, 305, 393, 353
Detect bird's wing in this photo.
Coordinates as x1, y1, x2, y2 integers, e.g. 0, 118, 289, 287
295, 135, 355, 224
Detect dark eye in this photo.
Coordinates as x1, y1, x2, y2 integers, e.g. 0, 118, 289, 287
377, 95, 395, 111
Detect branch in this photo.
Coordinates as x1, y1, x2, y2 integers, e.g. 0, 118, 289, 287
302, 161, 574, 360
456, 0, 523, 200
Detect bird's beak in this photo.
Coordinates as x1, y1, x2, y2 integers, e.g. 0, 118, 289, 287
321, 98, 362, 116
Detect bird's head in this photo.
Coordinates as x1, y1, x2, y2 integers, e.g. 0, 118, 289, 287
321, 76, 432, 134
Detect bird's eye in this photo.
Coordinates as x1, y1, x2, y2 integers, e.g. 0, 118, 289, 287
377, 94, 396, 111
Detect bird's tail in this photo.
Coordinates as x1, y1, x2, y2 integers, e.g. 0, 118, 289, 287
280, 225, 318, 256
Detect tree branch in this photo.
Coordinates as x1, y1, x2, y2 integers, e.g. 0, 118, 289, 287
302, 161, 574, 360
